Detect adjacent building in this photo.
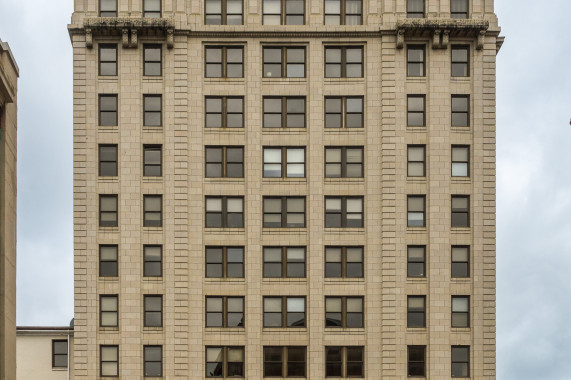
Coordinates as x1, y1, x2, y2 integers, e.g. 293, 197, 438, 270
69, 0, 502, 378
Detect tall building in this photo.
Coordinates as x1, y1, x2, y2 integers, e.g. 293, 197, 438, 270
69, 0, 502, 378
0, 37, 18, 380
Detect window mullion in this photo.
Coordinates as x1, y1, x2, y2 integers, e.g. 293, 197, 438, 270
282, 247, 287, 277
281, 197, 287, 227
342, 347, 347, 377
282, 147, 287, 178
281, 97, 287, 129
282, 297, 287, 327
222, 97, 227, 128
282, 347, 288, 377
222, 147, 227, 177
341, 247, 347, 277
222, 47, 227, 78
282, 48, 287, 77
222, 0, 227, 24
342, 48, 347, 77
281, 0, 286, 24
342, 97, 347, 129
222, 197, 228, 227
342, 297, 347, 327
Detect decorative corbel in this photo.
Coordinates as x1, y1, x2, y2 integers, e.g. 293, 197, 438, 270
130, 29, 138, 48
167, 29, 174, 49
477, 30, 485, 50
122, 29, 129, 48
85, 28, 93, 49
396, 29, 404, 49
432, 29, 441, 49
441, 30, 450, 49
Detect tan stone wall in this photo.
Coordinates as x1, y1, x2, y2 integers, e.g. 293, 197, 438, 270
16, 330, 74, 380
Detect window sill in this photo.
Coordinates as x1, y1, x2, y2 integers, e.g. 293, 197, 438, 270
406, 277, 428, 282
451, 327, 471, 332
324, 178, 365, 183
451, 278, 472, 283
262, 228, 306, 234
98, 277, 120, 282
262, 78, 307, 83
405, 76, 427, 82
324, 228, 365, 233
262, 128, 307, 134
143, 126, 163, 133
324, 328, 365, 333
143, 277, 163, 282
98, 126, 119, 132
142, 177, 164, 183
324, 278, 364, 283
324, 128, 365, 133
263, 178, 307, 183
263, 278, 307, 283
406, 327, 428, 332
324, 77, 365, 83
98, 226, 119, 231
98, 177, 119, 183
143, 327, 164, 332
142, 77, 164, 83
98, 327, 119, 332
451, 177, 471, 184
51, 367, 69, 372
205, 328, 245, 333
451, 227, 471, 233
406, 126, 427, 132
406, 177, 427, 183
263, 327, 308, 333
451, 126, 471, 133
450, 76, 471, 82
205, 178, 246, 183
143, 227, 163, 232
205, 128, 245, 134
406, 227, 427, 232
204, 78, 245, 83
206, 228, 246, 234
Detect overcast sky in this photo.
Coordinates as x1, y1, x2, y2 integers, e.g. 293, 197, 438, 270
1, 0, 571, 378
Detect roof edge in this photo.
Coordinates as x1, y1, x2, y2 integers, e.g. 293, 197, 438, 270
0, 38, 20, 76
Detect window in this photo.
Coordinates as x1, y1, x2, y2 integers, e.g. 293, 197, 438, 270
451, 195, 469, 227
263, 346, 306, 377
407, 45, 425, 77
206, 146, 244, 178
407, 195, 425, 227
144, 0, 161, 17
100, 295, 118, 327
451, 45, 469, 77
451, 0, 469, 18
407, 346, 426, 377
143, 95, 162, 126
407, 296, 426, 328
206, 347, 245, 378
205, 97, 244, 128
263, 246, 306, 278
325, 246, 364, 278
263, 147, 305, 178
263, 0, 304, 25
263, 197, 306, 228
100, 345, 119, 377
144, 295, 163, 327
325, 197, 364, 228
325, 296, 363, 328
324, 0, 362, 25
144, 245, 162, 277
100, 245, 118, 277
206, 246, 244, 278
100, 0, 117, 16
407, 95, 425, 127
324, 96, 364, 128
144, 346, 162, 377
325, 46, 363, 78
52, 340, 68, 368
452, 346, 470, 377
143, 195, 162, 227
407, 145, 425, 177
452, 296, 470, 327
99, 44, 117, 76
263, 47, 306, 78
325, 147, 363, 177
407, 246, 425, 278
99, 195, 118, 227
205, 0, 244, 24
205, 197, 244, 228
99, 144, 118, 176
205, 46, 244, 78
451, 246, 469, 278
144, 45, 162, 76
99, 95, 118, 126
407, 0, 424, 17
325, 347, 364, 378
451, 95, 469, 127
263, 97, 306, 128
263, 297, 306, 327
206, 296, 245, 327
143, 145, 162, 176
451, 145, 469, 177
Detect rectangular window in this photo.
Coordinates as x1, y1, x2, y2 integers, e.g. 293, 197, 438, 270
325, 296, 364, 328
99, 144, 118, 176
99, 94, 118, 126
143, 245, 162, 277
452, 346, 470, 377
325, 197, 364, 228
263, 147, 305, 178
407, 346, 425, 377
451, 246, 470, 278
144, 295, 163, 327
52, 340, 68, 368
452, 296, 470, 327
407, 195, 425, 227
263, 246, 306, 278
205, 146, 244, 178
407, 145, 425, 177
451, 145, 469, 177
324, 0, 362, 25
325, 347, 364, 378
451, 95, 469, 127
407, 0, 424, 17
451, 0, 469, 18
263, 46, 306, 78
144, 346, 162, 377
407, 246, 425, 278
143, 95, 162, 126
144, 0, 161, 17
263, 297, 306, 327
100, 345, 119, 377
325, 147, 364, 177
143, 44, 162, 76
206, 347, 245, 377
143, 145, 162, 177
205, 0, 244, 24
407, 95, 425, 127
143, 195, 162, 227
205, 46, 244, 78
263, 197, 306, 228
407, 45, 425, 77
451, 195, 469, 227
100, 0, 117, 16
205, 96, 244, 128
263, 346, 306, 377
206, 246, 245, 278
325, 246, 364, 278
99, 195, 118, 227
407, 296, 426, 328
205, 197, 244, 228
325, 46, 363, 78
99, 44, 117, 76
263, 96, 306, 128
100, 245, 118, 277
206, 296, 245, 327
100, 295, 118, 327
263, 0, 305, 24
324, 96, 364, 128
451, 45, 469, 77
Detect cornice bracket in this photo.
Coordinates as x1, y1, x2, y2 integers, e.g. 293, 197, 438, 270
122, 29, 129, 48
477, 30, 485, 50
85, 28, 93, 49
396, 29, 405, 49
167, 28, 174, 49
432, 29, 441, 49
441, 30, 450, 49
130, 29, 138, 48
